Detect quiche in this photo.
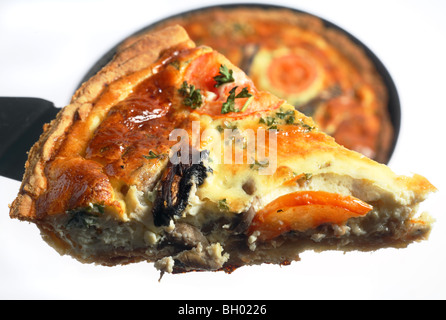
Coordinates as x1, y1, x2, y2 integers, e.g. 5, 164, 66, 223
9, 26, 435, 275
151, 6, 394, 163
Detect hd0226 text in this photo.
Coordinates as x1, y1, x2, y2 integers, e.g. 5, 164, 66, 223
177, 303, 268, 317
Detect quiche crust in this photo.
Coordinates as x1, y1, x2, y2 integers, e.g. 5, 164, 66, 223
10, 25, 194, 221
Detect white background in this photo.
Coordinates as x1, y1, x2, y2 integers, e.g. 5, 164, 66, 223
1, 0, 445, 300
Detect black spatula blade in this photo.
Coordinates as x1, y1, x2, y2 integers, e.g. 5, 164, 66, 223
0, 97, 59, 181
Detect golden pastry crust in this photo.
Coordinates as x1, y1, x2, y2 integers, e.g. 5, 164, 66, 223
10, 25, 195, 221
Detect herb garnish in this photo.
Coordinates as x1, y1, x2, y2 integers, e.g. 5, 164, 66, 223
216, 120, 238, 132
218, 199, 230, 211
276, 110, 296, 125
286, 115, 296, 124
259, 116, 279, 130
250, 159, 270, 170
258, 108, 314, 131
221, 86, 253, 114
236, 87, 253, 99
259, 116, 276, 126
214, 65, 235, 87
299, 120, 315, 132
275, 110, 295, 119
143, 150, 162, 160
304, 173, 313, 180
178, 81, 203, 109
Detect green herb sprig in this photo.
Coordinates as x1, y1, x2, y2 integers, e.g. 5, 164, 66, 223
214, 65, 235, 87
218, 199, 230, 211
221, 86, 253, 114
178, 81, 203, 109
259, 116, 277, 130
250, 159, 269, 170
143, 150, 164, 160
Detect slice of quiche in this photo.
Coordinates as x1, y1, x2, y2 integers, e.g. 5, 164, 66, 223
9, 25, 436, 275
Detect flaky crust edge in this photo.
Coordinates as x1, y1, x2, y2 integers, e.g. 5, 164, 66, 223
9, 25, 195, 222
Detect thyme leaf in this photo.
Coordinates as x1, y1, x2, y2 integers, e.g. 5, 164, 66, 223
221, 87, 239, 114
218, 199, 230, 211
221, 86, 253, 114
143, 150, 162, 159
214, 65, 235, 87
250, 159, 269, 170
236, 87, 252, 99
178, 81, 203, 109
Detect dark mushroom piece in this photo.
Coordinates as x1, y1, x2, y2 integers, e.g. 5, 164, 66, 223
152, 149, 211, 227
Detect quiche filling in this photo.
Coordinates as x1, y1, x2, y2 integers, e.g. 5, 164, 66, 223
40, 169, 430, 274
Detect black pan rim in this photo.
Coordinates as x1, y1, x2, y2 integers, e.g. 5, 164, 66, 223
77, 2, 401, 164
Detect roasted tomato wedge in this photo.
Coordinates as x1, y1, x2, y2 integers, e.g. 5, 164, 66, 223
248, 191, 373, 241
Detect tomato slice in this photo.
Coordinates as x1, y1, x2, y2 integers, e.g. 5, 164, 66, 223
268, 53, 318, 94
195, 91, 283, 118
248, 191, 373, 241
183, 51, 224, 94
183, 51, 284, 117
